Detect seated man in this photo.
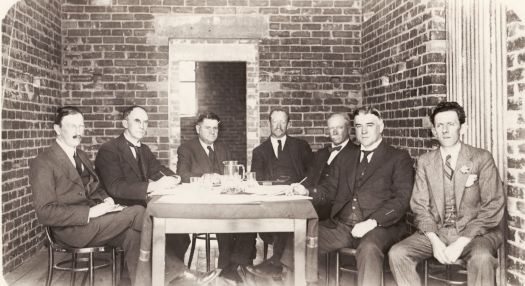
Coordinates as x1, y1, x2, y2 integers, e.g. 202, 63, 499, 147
389, 101, 505, 286
30, 106, 216, 286
177, 112, 256, 284
247, 108, 313, 278
287, 106, 414, 286
247, 112, 349, 279
95, 105, 190, 261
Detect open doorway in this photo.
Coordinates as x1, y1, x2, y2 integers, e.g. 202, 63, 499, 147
179, 61, 247, 167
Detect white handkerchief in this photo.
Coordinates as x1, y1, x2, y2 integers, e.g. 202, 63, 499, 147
465, 174, 478, 187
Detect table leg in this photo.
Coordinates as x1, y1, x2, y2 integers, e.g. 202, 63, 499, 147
152, 217, 166, 286
294, 219, 307, 286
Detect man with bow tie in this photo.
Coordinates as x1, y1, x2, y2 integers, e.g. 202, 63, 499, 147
389, 101, 505, 286
30, 106, 145, 285
95, 105, 217, 285
285, 106, 414, 285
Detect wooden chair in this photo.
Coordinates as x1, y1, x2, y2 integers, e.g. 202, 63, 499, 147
188, 233, 216, 271
327, 247, 386, 286
44, 227, 123, 286
424, 258, 467, 286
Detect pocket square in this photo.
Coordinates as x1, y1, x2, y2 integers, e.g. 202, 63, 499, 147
465, 174, 478, 187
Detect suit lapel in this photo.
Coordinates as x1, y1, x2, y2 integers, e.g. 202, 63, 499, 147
117, 135, 143, 178
345, 147, 359, 199
49, 142, 83, 187
454, 143, 473, 209
428, 150, 445, 222
77, 150, 97, 193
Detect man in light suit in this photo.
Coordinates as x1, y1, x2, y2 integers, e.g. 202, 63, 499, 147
389, 101, 505, 286
247, 108, 313, 278
177, 112, 256, 285
95, 106, 190, 264
30, 106, 145, 285
286, 106, 414, 286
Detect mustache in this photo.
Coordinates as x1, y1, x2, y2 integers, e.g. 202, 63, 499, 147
73, 135, 82, 139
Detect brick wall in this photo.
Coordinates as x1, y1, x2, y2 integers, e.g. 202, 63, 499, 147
60, 0, 363, 155
1, 0, 62, 273
506, 8, 525, 286
181, 62, 247, 166
361, 0, 447, 156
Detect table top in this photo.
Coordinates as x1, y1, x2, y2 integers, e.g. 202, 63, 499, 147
147, 196, 318, 220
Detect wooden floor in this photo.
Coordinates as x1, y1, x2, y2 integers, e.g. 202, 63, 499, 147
2, 237, 414, 286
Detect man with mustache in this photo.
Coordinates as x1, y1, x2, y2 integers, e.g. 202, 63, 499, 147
30, 106, 145, 285
247, 108, 313, 279
95, 105, 217, 284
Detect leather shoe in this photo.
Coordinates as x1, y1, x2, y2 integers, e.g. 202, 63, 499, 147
169, 269, 219, 285
245, 260, 283, 279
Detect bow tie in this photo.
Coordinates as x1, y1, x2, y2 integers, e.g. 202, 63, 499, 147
127, 141, 141, 148
328, 145, 342, 153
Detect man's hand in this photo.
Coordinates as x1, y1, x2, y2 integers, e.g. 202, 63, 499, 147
351, 219, 377, 238
444, 236, 471, 263
147, 176, 179, 193
103, 197, 114, 205
290, 183, 309, 196
426, 232, 448, 264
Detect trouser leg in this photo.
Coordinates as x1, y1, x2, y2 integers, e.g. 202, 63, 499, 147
461, 231, 501, 286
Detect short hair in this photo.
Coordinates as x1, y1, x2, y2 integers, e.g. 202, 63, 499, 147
430, 101, 466, 126
122, 105, 147, 120
269, 108, 290, 122
196, 112, 221, 125
54, 106, 83, 126
328, 113, 351, 126
352, 106, 382, 120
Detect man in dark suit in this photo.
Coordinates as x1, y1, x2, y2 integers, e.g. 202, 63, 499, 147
389, 102, 505, 286
296, 113, 356, 220
95, 106, 190, 265
30, 106, 145, 285
247, 108, 313, 278
286, 106, 414, 286
177, 112, 256, 285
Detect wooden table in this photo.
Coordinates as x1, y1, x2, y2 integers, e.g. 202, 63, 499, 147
149, 198, 318, 286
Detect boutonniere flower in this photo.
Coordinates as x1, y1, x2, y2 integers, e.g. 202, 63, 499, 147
460, 165, 471, 174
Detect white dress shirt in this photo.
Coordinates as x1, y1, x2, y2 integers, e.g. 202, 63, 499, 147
270, 135, 287, 158
327, 139, 350, 165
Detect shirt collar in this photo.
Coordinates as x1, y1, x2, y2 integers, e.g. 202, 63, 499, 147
199, 139, 214, 151
439, 142, 461, 165
270, 135, 287, 147
332, 139, 349, 149
56, 138, 76, 158
360, 138, 382, 152
123, 132, 141, 147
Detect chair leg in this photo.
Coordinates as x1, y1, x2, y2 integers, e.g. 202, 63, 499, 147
263, 242, 269, 260
335, 252, 340, 286
424, 260, 428, 286
70, 253, 77, 286
325, 252, 330, 286
89, 252, 94, 286
46, 247, 54, 286
120, 249, 125, 281
205, 234, 211, 272
188, 234, 197, 269
112, 248, 117, 286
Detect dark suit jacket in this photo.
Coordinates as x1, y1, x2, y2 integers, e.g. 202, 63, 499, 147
411, 143, 504, 239
251, 136, 313, 182
95, 134, 175, 206
322, 140, 414, 229
305, 142, 358, 219
176, 138, 232, 183
30, 141, 109, 247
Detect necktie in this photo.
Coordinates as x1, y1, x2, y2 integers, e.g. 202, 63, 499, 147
73, 151, 83, 175
444, 154, 454, 180
328, 145, 342, 153
358, 150, 373, 175
277, 140, 283, 159
128, 142, 147, 181
207, 146, 219, 173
